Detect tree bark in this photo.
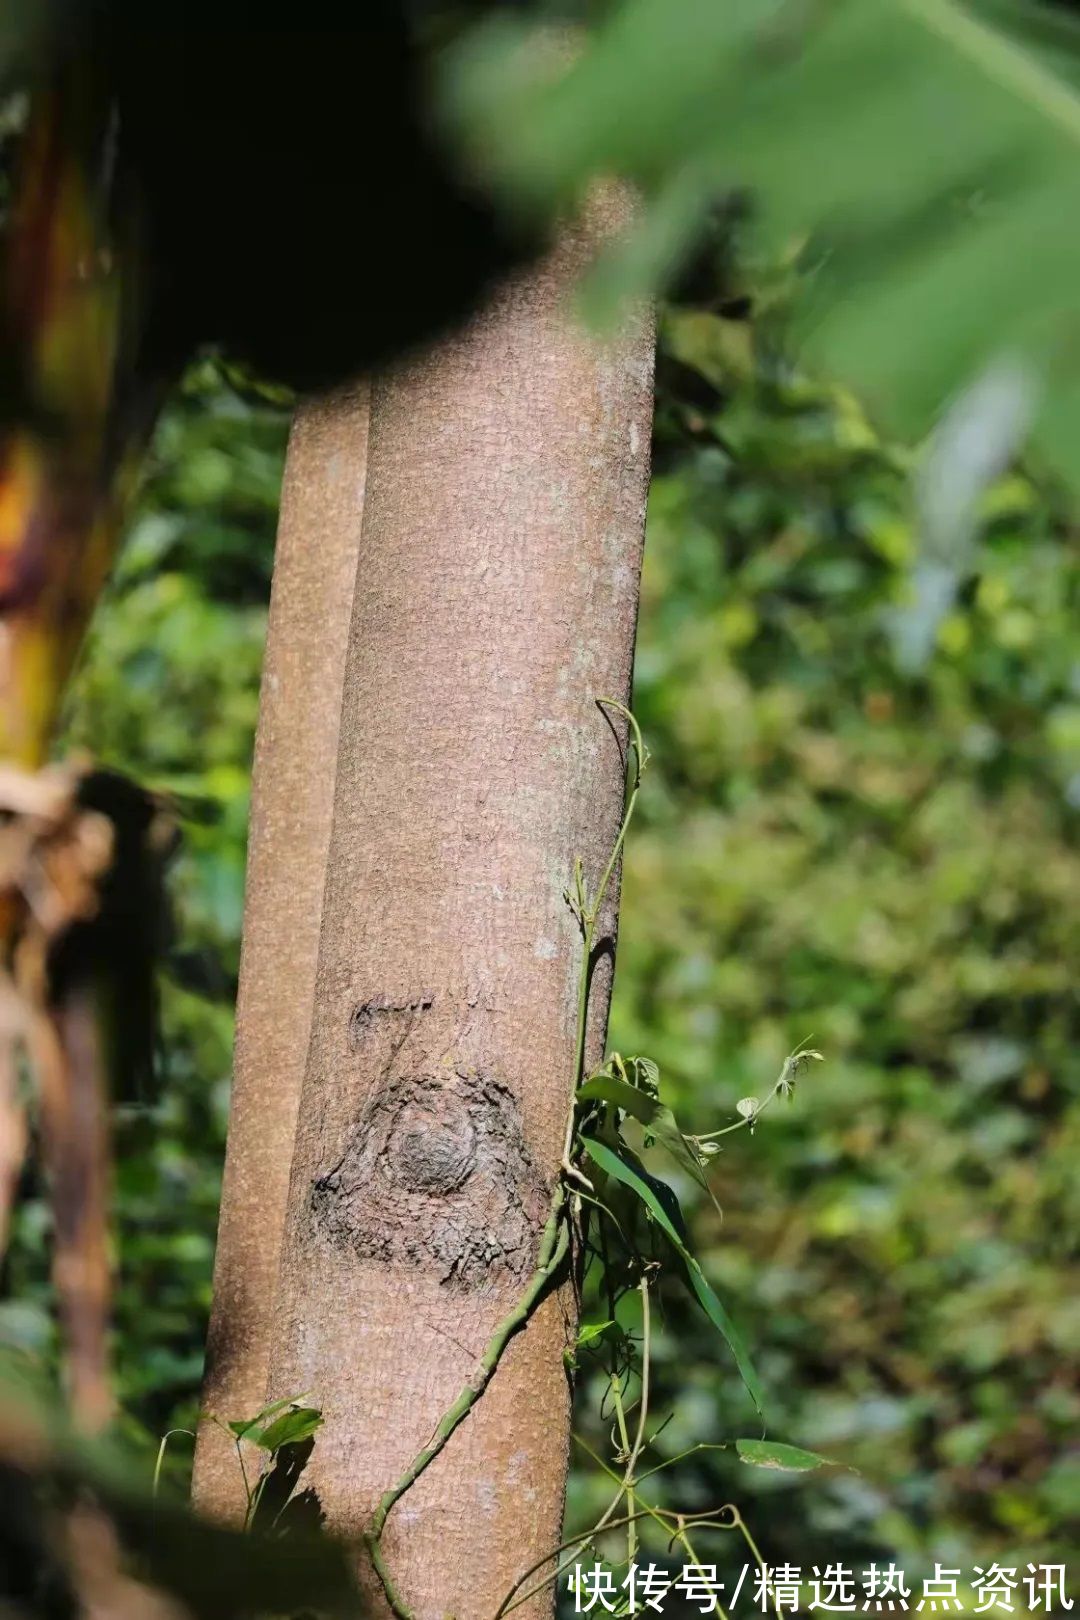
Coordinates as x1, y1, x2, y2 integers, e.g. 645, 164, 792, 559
198, 190, 653, 1619
192, 390, 371, 1519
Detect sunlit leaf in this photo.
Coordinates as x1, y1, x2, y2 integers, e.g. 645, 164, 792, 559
222, 1395, 308, 1444
253, 1406, 324, 1453
735, 1438, 832, 1472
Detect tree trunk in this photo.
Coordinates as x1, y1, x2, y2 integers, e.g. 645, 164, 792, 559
196, 193, 654, 1619
193, 390, 371, 1519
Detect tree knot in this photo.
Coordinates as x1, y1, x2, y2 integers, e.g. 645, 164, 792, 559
310, 1070, 548, 1289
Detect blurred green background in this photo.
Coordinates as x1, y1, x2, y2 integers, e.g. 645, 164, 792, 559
1, 275, 1077, 1582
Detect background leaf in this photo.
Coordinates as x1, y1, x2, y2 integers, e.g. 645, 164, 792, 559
735, 1438, 832, 1473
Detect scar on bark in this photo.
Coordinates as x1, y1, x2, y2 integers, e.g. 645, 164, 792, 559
348, 992, 434, 1051
310, 1070, 547, 1289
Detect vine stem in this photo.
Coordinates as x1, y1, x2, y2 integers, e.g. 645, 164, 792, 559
600, 1274, 652, 1568
671, 1524, 732, 1620
235, 1436, 253, 1527
636, 1440, 731, 1483
610, 1381, 637, 1567
498, 1275, 659, 1620
494, 1493, 745, 1620
523, 1435, 743, 1620
572, 1433, 785, 1620
490, 700, 784, 1620
364, 1192, 571, 1620
570, 1441, 780, 1620
493, 1504, 706, 1620
365, 1193, 577, 1618
562, 699, 645, 1169
728, 1507, 782, 1620
691, 1042, 821, 1145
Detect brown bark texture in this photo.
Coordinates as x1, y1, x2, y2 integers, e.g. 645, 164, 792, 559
197, 190, 654, 1619
192, 390, 371, 1519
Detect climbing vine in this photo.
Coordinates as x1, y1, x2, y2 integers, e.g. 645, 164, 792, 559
491, 701, 827, 1620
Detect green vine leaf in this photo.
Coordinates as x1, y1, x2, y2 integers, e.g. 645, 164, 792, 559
576, 1319, 618, 1350
580, 1136, 764, 1418
221, 1395, 323, 1454
630, 1055, 660, 1096
735, 1438, 832, 1473
227, 1418, 259, 1440
253, 1406, 324, 1453
577, 1071, 716, 1200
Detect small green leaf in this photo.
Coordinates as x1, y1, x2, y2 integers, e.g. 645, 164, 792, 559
576, 1319, 617, 1349
258, 1393, 311, 1420
580, 1136, 764, 1418
566, 1317, 622, 1371
631, 1055, 660, 1096
224, 1394, 308, 1443
253, 1406, 324, 1453
735, 1439, 831, 1472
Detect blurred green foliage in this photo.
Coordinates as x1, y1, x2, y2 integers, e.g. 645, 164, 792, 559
574, 298, 1080, 1577
447, 0, 1080, 483
2, 278, 1078, 1576
1, 360, 286, 1466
